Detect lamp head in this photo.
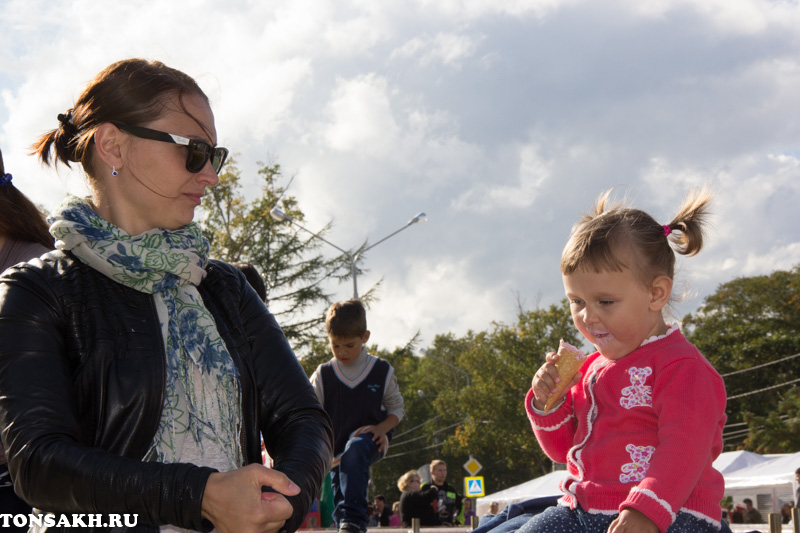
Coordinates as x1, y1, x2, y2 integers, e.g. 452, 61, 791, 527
408, 212, 427, 225
269, 207, 292, 223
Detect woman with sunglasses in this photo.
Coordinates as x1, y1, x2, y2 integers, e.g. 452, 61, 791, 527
0, 59, 333, 533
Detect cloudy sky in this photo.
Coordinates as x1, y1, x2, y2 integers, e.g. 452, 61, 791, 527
1, 0, 799, 351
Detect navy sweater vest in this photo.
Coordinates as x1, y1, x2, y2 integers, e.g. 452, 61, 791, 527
320, 357, 393, 456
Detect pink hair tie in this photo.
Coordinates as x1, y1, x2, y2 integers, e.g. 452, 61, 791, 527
662, 224, 672, 237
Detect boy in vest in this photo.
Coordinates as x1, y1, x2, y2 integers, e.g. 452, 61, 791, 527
311, 299, 405, 533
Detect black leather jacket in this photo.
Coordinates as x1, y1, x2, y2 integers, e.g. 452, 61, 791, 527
0, 251, 333, 532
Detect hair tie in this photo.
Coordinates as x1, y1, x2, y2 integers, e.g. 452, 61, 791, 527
57, 110, 78, 138
662, 224, 672, 237
0, 173, 12, 189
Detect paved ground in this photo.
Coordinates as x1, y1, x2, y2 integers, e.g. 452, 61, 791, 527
302, 526, 797, 533
300, 526, 472, 533
303, 523, 798, 533
728, 526, 795, 533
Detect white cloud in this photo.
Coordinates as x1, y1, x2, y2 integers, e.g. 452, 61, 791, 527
626, 0, 800, 36
323, 12, 392, 55
322, 74, 400, 156
214, 58, 313, 144
3, 0, 800, 350
741, 242, 800, 275
411, 0, 577, 20
640, 153, 800, 317
452, 141, 553, 212
368, 256, 513, 348
391, 32, 485, 69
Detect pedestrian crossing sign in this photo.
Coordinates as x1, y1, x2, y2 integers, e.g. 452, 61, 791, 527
464, 476, 485, 497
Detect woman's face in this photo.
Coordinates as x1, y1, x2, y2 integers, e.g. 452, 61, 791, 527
406, 477, 421, 491
102, 92, 220, 235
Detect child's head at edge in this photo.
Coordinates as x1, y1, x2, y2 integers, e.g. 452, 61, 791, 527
560, 187, 712, 360
326, 299, 371, 366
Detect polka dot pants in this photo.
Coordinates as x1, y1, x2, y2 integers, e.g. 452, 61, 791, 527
514, 505, 721, 533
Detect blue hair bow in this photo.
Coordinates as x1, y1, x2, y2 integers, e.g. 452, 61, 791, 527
0, 173, 12, 189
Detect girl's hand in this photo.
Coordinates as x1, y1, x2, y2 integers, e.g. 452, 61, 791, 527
530, 351, 581, 411
608, 508, 659, 533
201, 463, 300, 533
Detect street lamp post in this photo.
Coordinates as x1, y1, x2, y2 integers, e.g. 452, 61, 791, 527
419, 348, 471, 388
269, 207, 427, 299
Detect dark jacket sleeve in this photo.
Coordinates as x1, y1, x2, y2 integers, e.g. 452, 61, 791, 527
0, 260, 216, 531
234, 266, 334, 533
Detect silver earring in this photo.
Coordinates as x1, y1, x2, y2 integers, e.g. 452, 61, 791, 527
112, 165, 118, 177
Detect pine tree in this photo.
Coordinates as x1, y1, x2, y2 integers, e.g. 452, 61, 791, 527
200, 158, 352, 354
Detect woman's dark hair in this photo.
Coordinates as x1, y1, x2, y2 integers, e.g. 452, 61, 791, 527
0, 148, 54, 249
31, 58, 209, 181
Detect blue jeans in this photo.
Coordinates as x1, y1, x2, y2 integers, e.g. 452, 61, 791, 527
330, 433, 382, 530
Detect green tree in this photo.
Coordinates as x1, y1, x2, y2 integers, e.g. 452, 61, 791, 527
368, 301, 581, 503
200, 158, 351, 353
742, 387, 800, 453
450, 302, 581, 492
683, 265, 800, 450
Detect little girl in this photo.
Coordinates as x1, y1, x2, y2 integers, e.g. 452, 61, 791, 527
525, 189, 726, 533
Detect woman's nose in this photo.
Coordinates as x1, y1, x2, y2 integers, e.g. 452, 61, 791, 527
197, 160, 221, 187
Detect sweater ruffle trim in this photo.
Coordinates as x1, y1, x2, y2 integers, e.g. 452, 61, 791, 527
639, 323, 680, 347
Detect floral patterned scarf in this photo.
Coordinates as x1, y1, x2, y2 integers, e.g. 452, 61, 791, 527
48, 196, 243, 471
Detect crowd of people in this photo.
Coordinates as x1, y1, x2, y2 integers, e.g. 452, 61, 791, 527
723, 497, 795, 526
349, 459, 484, 529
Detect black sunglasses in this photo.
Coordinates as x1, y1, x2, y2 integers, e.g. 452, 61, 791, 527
113, 122, 229, 174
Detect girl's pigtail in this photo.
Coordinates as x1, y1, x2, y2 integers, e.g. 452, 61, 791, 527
665, 186, 712, 257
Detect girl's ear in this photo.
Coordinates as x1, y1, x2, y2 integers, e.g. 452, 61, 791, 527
649, 275, 673, 312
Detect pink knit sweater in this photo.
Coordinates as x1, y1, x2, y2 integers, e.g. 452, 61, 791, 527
526, 327, 726, 533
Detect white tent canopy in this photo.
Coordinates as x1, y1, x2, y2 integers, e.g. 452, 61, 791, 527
713, 450, 773, 475
475, 451, 800, 517
722, 451, 799, 513
723, 452, 797, 489
475, 471, 569, 517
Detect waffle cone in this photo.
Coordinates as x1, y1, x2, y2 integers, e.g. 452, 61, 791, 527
543, 340, 586, 413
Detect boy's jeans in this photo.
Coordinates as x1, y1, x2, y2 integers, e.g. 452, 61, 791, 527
331, 433, 383, 530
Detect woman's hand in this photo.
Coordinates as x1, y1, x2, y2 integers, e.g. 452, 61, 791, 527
530, 351, 581, 411
201, 463, 300, 533
607, 508, 659, 533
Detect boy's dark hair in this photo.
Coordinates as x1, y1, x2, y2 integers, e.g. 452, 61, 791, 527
325, 299, 367, 338
375, 495, 386, 503
233, 262, 267, 303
